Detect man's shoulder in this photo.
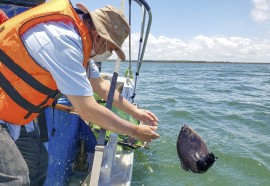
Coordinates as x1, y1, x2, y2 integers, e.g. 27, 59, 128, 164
41, 20, 79, 37
22, 20, 81, 53
24, 20, 78, 38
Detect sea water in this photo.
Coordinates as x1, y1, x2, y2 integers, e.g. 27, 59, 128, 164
102, 62, 270, 186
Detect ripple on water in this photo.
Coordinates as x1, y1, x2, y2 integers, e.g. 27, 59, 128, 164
102, 62, 270, 186
214, 154, 270, 185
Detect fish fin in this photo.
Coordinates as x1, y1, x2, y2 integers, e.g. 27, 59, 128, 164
180, 160, 190, 172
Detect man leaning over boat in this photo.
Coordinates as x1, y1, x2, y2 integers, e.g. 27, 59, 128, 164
0, 0, 159, 185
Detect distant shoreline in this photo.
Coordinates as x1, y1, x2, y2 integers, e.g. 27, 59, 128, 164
105, 60, 270, 64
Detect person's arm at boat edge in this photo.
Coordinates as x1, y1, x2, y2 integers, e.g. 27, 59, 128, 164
87, 61, 159, 141
90, 76, 159, 126
66, 94, 159, 142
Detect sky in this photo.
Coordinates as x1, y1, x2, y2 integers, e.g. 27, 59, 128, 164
71, 0, 270, 63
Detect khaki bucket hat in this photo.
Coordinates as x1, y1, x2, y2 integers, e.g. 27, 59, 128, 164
76, 3, 130, 61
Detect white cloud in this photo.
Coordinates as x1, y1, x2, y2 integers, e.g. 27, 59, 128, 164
251, 0, 270, 22
121, 33, 270, 63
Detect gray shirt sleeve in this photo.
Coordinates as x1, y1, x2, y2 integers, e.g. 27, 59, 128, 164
87, 59, 101, 79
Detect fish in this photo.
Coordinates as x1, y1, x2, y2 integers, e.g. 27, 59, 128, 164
176, 124, 217, 173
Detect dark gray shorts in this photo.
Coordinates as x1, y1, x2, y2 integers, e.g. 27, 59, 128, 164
0, 124, 48, 186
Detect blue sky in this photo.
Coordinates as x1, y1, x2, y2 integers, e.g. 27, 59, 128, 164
72, 0, 270, 62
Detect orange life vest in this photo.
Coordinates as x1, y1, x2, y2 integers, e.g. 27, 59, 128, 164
0, 0, 92, 125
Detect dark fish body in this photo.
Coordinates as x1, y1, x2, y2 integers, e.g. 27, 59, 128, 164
176, 124, 216, 173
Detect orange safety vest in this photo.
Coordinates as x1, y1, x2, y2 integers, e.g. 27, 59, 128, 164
0, 0, 92, 125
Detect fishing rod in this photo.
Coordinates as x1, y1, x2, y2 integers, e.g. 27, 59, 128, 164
125, 0, 133, 79
49, 103, 78, 115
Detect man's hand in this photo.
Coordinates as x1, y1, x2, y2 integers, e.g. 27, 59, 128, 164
132, 108, 159, 127
134, 125, 159, 142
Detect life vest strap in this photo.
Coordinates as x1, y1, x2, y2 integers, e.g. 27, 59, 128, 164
0, 49, 62, 119
0, 72, 46, 116
0, 49, 59, 98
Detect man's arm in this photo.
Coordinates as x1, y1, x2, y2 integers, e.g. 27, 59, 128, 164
90, 77, 158, 126
66, 95, 159, 142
